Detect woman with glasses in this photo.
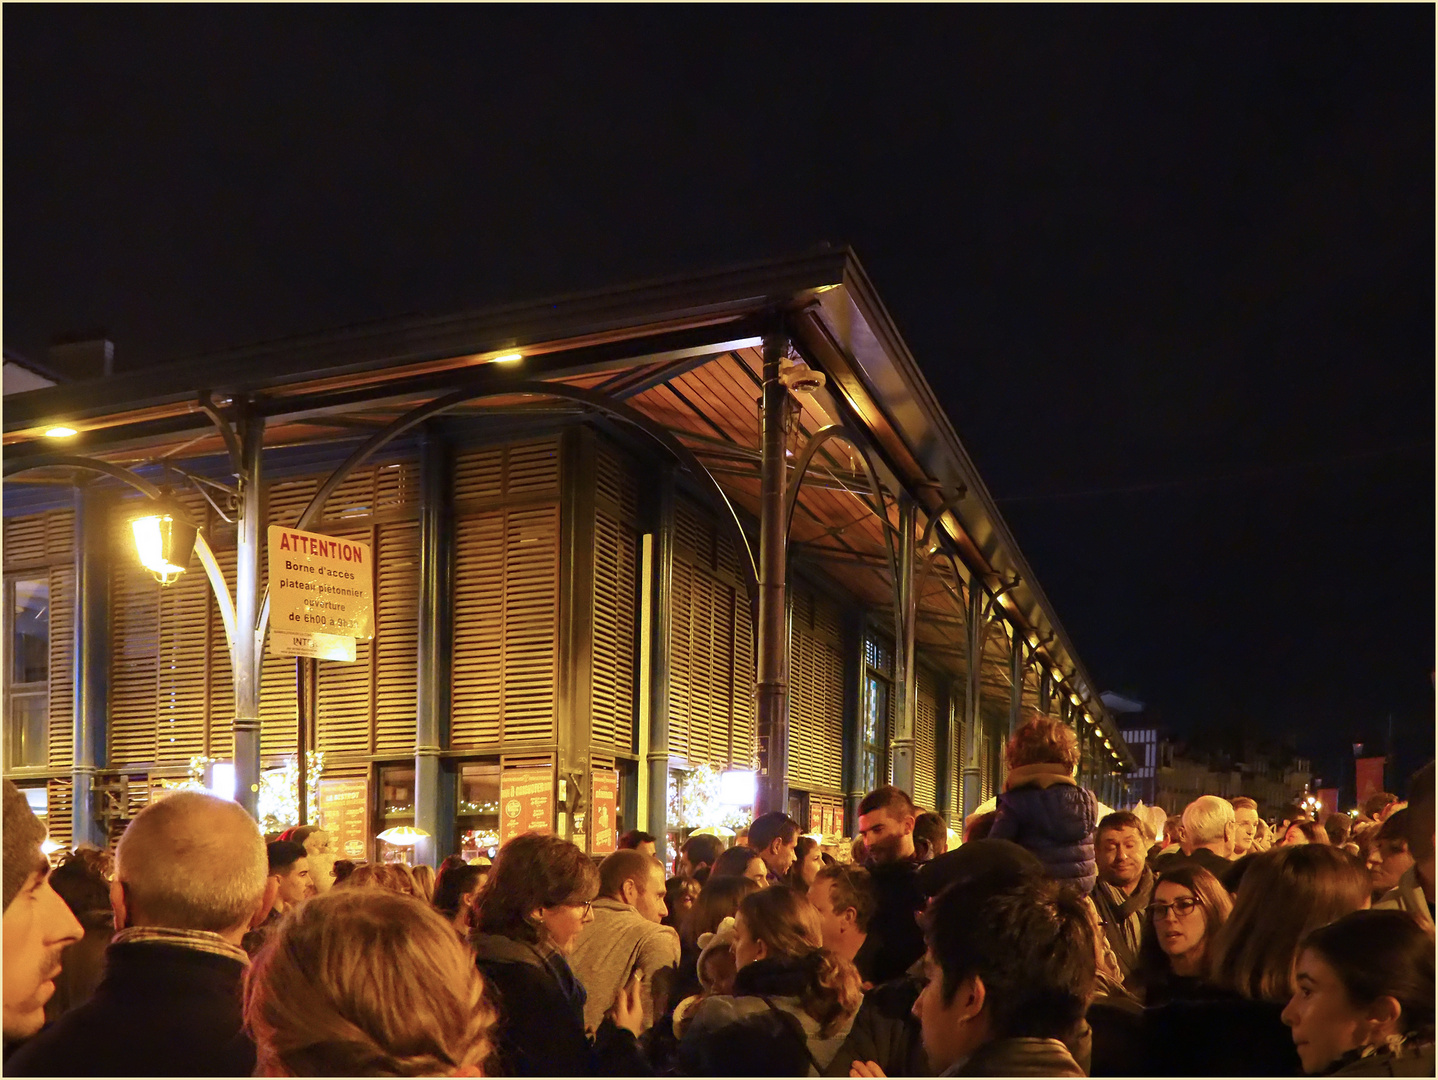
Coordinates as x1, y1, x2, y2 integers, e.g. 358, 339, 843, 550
1131, 864, 1232, 1005
471, 832, 646, 1076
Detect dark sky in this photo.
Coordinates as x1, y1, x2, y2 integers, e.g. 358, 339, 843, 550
6, 8, 1433, 793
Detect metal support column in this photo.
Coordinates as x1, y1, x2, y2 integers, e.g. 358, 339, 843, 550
233, 404, 265, 817
643, 467, 675, 857
941, 680, 960, 820
961, 582, 986, 822
414, 428, 452, 867
1039, 668, 1053, 716
557, 427, 598, 846
71, 485, 110, 848
755, 332, 790, 817
890, 499, 917, 797
1007, 631, 1026, 739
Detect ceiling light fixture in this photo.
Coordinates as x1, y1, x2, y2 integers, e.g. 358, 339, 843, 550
44, 426, 78, 439
492, 352, 523, 364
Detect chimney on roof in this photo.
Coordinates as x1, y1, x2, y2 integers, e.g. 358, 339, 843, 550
47, 336, 114, 380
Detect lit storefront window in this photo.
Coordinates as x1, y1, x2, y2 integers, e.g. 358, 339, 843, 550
377, 765, 415, 863
458, 761, 500, 860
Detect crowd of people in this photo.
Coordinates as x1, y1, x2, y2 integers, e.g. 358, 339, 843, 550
2, 712, 1432, 1076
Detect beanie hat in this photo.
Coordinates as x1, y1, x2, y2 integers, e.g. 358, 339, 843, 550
4, 780, 48, 911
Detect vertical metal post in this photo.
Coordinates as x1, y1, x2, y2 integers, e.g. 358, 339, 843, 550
71, 485, 109, 848
644, 467, 675, 856
890, 499, 916, 796
1007, 630, 1025, 739
233, 403, 264, 818
755, 332, 790, 817
961, 582, 986, 822
557, 426, 597, 845
414, 428, 450, 867
296, 658, 309, 827
1039, 668, 1052, 716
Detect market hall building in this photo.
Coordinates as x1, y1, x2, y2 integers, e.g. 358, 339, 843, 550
3, 250, 1136, 865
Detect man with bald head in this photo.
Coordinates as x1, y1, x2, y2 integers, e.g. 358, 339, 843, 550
7, 791, 274, 1076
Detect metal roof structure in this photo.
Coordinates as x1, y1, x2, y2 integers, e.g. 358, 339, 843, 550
4, 248, 1136, 772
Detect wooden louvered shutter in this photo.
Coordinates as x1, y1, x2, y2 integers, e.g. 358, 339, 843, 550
48, 566, 75, 768
46, 778, 73, 850
110, 559, 159, 765
667, 497, 754, 772
156, 550, 210, 763
787, 585, 843, 790
591, 444, 637, 756
374, 521, 419, 753
451, 440, 561, 750
501, 507, 559, 743
914, 667, 938, 810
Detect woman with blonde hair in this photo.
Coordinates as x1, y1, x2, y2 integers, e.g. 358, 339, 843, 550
243, 887, 494, 1076
471, 831, 646, 1076
678, 885, 863, 1075
1143, 845, 1372, 1077
409, 863, 435, 903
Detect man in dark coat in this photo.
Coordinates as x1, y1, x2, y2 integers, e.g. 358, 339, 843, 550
856, 786, 928, 984
7, 791, 277, 1077
1089, 811, 1154, 983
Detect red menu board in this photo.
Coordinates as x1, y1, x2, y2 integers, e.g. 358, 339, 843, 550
318, 778, 369, 860
821, 804, 835, 838
591, 769, 618, 855
810, 802, 823, 835
500, 765, 554, 844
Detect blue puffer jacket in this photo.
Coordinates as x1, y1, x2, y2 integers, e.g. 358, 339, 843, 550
989, 764, 1098, 894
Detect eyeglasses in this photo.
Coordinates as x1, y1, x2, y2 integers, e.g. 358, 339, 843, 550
575, 899, 594, 917
1150, 897, 1200, 920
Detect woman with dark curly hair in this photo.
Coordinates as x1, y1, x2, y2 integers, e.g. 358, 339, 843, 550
471, 831, 646, 1076
1281, 908, 1435, 1075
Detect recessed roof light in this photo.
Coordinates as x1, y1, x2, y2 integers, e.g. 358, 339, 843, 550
492, 353, 523, 364
44, 426, 78, 439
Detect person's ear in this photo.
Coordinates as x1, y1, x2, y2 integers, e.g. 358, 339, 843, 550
754, 937, 769, 962
956, 973, 987, 1022
110, 878, 129, 932
1366, 994, 1402, 1037
622, 877, 640, 907
840, 907, 858, 933
250, 877, 280, 928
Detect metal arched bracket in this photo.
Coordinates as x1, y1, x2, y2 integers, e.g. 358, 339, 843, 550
3, 455, 238, 661
782, 423, 898, 589
256, 378, 760, 642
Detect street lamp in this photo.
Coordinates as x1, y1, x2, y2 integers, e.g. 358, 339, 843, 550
130, 505, 198, 585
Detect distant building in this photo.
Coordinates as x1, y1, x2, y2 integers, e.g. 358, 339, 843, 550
1105, 692, 1311, 820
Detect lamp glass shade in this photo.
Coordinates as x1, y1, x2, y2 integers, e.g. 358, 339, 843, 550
376, 826, 430, 846
132, 513, 198, 585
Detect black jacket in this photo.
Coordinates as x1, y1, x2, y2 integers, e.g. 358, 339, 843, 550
822, 975, 930, 1077
1149, 847, 1233, 882
862, 858, 927, 985
473, 932, 648, 1077
1142, 989, 1301, 1076
6, 941, 255, 1077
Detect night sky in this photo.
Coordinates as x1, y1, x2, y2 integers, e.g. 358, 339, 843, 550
6, 8, 1433, 797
